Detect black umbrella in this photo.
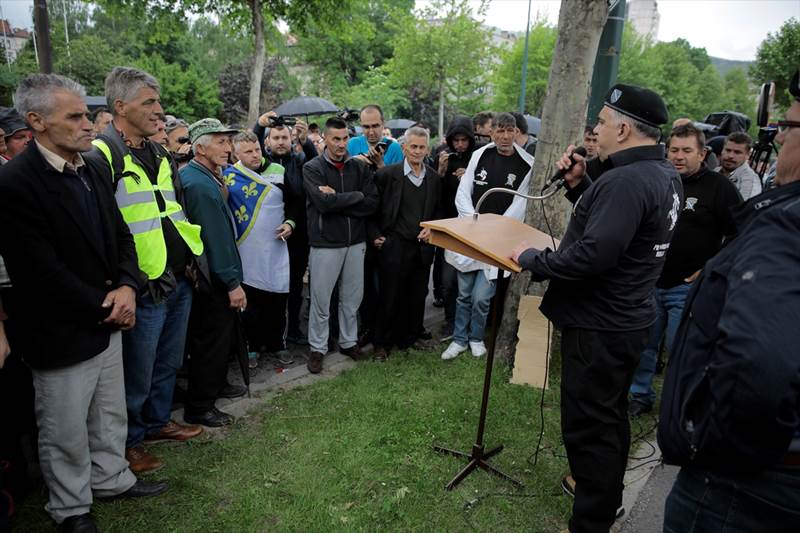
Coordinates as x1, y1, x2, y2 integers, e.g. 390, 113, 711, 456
385, 118, 415, 129
233, 312, 251, 397
274, 96, 339, 117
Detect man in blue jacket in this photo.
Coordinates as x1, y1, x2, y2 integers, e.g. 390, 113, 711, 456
659, 70, 800, 533
179, 119, 245, 428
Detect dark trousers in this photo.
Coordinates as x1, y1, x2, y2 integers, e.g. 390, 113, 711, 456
287, 235, 309, 336
440, 256, 458, 323
0, 290, 36, 506
432, 246, 444, 300
374, 236, 430, 349
186, 287, 237, 414
560, 326, 649, 533
358, 246, 380, 337
664, 465, 800, 533
242, 284, 288, 353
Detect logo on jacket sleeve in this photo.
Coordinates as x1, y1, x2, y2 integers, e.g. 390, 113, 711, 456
475, 168, 488, 185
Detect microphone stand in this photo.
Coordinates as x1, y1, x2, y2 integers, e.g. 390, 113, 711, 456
434, 181, 561, 490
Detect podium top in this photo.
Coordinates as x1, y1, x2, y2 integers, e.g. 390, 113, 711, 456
421, 214, 559, 273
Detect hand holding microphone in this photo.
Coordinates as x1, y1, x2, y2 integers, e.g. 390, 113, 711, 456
551, 145, 588, 189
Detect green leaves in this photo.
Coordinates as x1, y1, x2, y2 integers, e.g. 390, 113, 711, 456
749, 18, 800, 112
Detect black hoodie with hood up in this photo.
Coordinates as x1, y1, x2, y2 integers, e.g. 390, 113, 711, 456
435, 116, 476, 218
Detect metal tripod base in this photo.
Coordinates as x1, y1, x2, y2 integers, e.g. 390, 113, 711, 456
434, 442, 523, 490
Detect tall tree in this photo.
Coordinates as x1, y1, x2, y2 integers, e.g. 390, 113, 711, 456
749, 17, 800, 112
388, 0, 492, 136
495, 0, 608, 364
177, 0, 343, 124
492, 21, 557, 116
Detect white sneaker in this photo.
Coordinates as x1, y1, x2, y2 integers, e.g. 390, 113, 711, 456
441, 341, 468, 360
469, 341, 487, 358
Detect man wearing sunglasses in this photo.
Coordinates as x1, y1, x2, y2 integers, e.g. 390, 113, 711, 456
659, 69, 800, 532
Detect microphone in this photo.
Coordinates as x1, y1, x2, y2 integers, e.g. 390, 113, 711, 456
548, 146, 587, 185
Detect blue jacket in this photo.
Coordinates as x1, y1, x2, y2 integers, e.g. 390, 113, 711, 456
179, 160, 243, 291
347, 135, 403, 165
658, 180, 800, 471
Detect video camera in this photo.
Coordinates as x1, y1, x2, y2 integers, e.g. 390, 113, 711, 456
337, 109, 359, 123
750, 82, 778, 181
268, 115, 297, 128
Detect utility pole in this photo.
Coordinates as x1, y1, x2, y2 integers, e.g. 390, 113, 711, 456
518, 0, 532, 114
33, 0, 52, 73
587, 0, 626, 125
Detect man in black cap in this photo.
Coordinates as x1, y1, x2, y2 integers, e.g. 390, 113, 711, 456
0, 107, 31, 161
511, 84, 683, 533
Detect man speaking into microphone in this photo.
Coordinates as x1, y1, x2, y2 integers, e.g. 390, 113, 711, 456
510, 85, 682, 533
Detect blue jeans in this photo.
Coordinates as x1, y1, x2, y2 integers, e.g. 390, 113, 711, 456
453, 270, 496, 346
664, 466, 800, 532
123, 277, 193, 448
630, 283, 690, 406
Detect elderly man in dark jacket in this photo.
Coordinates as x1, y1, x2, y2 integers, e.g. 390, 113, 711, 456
0, 74, 166, 533
368, 127, 441, 361
302, 117, 379, 374
659, 70, 800, 533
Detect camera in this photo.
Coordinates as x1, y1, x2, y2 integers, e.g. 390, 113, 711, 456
268, 115, 297, 128
750, 81, 777, 181
376, 141, 388, 153
337, 109, 359, 123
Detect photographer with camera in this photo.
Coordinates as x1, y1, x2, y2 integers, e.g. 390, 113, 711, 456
164, 116, 192, 168
431, 116, 476, 336
252, 110, 317, 345
347, 104, 404, 169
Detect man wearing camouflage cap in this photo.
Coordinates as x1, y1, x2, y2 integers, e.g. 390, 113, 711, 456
511, 84, 683, 533
179, 118, 246, 428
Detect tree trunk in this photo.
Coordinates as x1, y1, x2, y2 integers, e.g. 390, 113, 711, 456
247, 0, 266, 126
495, 0, 608, 365
437, 80, 445, 139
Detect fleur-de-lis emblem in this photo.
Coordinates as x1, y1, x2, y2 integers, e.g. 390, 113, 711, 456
242, 182, 259, 197
234, 205, 249, 223
223, 173, 235, 187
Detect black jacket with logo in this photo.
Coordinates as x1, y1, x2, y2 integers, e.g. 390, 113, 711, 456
302, 152, 379, 248
519, 144, 684, 331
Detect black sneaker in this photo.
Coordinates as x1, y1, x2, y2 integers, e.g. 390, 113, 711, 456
270, 349, 295, 366
628, 399, 653, 417
218, 383, 247, 399
561, 474, 625, 519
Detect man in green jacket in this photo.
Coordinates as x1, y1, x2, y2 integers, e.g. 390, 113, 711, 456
179, 119, 245, 427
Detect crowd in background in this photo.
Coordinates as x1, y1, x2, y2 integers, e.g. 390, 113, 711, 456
0, 64, 790, 533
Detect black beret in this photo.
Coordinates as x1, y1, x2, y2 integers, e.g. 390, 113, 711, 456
0, 107, 29, 137
790, 69, 799, 103
604, 84, 669, 128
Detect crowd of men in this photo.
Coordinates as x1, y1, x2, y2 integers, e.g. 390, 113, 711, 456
0, 64, 797, 533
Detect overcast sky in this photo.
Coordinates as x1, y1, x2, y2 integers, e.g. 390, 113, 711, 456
431, 0, 799, 61
1, 0, 797, 61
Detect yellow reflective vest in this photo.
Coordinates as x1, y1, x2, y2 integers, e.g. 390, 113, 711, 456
93, 139, 203, 280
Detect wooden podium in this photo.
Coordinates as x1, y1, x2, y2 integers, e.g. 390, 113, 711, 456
421, 214, 558, 490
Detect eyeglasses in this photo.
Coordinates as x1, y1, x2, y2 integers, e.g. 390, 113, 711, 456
777, 120, 800, 134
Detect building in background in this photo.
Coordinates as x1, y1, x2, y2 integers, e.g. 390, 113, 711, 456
627, 0, 660, 39
0, 19, 30, 62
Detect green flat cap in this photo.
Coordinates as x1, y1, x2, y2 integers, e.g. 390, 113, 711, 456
188, 118, 238, 143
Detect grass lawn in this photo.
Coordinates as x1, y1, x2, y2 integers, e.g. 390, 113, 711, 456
15, 344, 659, 532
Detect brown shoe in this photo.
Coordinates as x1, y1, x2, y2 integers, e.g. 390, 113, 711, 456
372, 346, 389, 362
307, 351, 323, 374
144, 420, 203, 443
339, 344, 364, 360
125, 446, 164, 474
